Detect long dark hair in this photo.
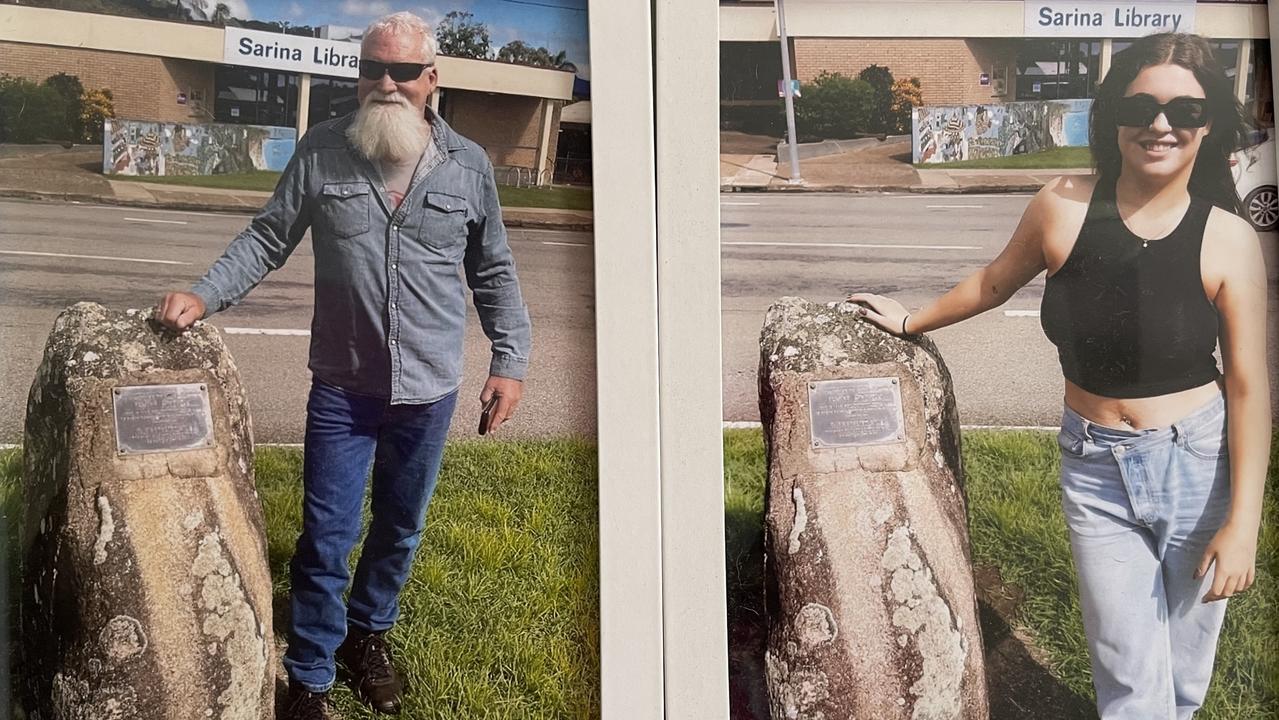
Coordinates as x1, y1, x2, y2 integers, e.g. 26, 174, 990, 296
1089, 33, 1245, 215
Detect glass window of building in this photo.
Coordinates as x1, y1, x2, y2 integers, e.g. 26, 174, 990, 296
1016, 39, 1102, 101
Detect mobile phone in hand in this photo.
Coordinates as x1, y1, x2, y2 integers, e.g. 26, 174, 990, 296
478, 395, 500, 435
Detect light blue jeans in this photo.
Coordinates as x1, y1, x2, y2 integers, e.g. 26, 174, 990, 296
1057, 393, 1232, 719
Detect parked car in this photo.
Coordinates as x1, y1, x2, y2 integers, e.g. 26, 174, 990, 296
1231, 132, 1277, 232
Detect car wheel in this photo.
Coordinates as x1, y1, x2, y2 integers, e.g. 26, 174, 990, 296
1243, 185, 1279, 231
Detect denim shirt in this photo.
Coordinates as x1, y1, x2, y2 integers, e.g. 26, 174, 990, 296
190, 111, 531, 404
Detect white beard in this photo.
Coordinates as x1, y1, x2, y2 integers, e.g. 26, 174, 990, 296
346, 93, 431, 163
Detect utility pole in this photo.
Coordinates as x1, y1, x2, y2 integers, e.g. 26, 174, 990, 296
776, 0, 802, 184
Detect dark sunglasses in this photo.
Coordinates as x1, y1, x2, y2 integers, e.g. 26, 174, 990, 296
1114, 94, 1210, 129
358, 60, 432, 82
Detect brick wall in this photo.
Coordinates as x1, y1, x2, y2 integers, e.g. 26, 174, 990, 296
0, 41, 215, 124
793, 38, 1022, 106
443, 90, 545, 170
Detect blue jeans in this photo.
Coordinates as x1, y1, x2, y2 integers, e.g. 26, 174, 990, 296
284, 377, 458, 692
1057, 393, 1232, 720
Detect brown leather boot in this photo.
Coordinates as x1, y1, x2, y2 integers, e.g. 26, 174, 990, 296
336, 627, 404, 715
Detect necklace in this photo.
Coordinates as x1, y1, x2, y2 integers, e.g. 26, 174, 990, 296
1115, 194, 1190, 249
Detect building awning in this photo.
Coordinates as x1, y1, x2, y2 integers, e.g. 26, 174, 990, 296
561, 101, 591, 125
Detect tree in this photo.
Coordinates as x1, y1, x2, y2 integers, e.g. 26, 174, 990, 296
42, 72, 85, 141
497, 41, 572, 70
435, 11, 491, 59
210, 2, 231, 27
857, 64, 896, 134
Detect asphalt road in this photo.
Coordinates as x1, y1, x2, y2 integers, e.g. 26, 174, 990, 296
0, 198, 597, 443
721, 192, 1279, 427
3, 193, 1276, 442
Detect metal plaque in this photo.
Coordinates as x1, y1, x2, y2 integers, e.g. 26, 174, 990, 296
808, 377, 905, 449
112, 383, 215, 455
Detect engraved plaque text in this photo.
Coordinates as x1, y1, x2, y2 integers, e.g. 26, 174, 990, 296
808, 377, 905, 449
113, 383, 215, 455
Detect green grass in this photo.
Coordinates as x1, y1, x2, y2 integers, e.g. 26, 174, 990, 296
722, 427, 1279, 719
915, 146, 1093, 170
2, 441, 599, 719
110, 172, 594, 211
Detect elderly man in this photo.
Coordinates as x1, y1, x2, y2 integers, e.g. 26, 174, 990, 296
156, 11, 530, 719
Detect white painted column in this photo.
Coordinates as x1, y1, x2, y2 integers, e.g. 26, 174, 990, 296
589, 0, 665, 717
534, 98, 556, 187
296, 73, 311, 137
1236, 39, 1253, 104
1100, 38, 1113, 84
654, 0, 730, 718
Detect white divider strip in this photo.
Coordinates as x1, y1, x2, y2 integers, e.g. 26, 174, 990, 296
655, 0, 730, 716
589, 1, 665, 717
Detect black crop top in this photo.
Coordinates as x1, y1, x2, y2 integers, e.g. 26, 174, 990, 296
1040, 178, 1221, 398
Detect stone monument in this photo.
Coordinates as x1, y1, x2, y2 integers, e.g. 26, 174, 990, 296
21, 302, 274, 720
758, 297, 988, 720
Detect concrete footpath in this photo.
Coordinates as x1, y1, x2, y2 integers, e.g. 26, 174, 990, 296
721, 135, 1091, 194
0, 144, 593, 231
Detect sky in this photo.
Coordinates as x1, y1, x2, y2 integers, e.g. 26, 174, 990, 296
217, 0, 590, 77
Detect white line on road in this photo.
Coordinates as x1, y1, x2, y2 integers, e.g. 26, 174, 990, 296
221, 327, 311, 336
1004, 310, 1041, 317
542, 241, 591, 247
723, 241, 981, 251
722, 202, 761, 206
0, 250, 190, 265
124, 217, 189, 225
927, 205, 985, 209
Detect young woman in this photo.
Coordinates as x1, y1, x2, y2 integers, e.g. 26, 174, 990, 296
850, 33, 1270, 718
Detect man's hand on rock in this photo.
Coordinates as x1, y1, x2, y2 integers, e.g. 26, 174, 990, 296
479, 376, 523, 435
155, 292, 206, 331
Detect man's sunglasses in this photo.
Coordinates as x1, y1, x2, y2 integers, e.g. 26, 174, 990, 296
358, 60, 432, 82
1114, 95, 1210, 129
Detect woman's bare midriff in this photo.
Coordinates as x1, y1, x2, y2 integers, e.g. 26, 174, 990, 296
1063, 377, 1224, 430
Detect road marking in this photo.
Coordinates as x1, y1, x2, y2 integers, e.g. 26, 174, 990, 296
221, 327, 311, 336
1004, 310, 1041, 317
0, 250, 190, 265
723, 241, 981, 250
927, 204, 984, 209
722, 201, 761, 206
125, 217, 189, 225
542, 241, 591, 247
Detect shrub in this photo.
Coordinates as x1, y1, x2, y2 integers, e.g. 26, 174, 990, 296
857, 64, 896, 134
794, 71, 876, 140
891, 77, 923, 135
0, 75, 71, 143
80, 88, 115, 143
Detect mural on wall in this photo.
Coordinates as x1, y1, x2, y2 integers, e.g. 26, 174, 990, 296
103, 119, 296, 176
913, 99, 1091, 164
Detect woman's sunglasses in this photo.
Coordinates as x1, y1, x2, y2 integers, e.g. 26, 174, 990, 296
358, 60, 432, 83
1114, 95, 1210, 129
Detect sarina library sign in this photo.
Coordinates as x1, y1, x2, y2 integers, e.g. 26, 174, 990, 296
223, 27, 360, 79
1025, 1, 1196, 37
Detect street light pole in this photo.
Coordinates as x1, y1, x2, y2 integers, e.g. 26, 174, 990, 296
776, 0, 802, 184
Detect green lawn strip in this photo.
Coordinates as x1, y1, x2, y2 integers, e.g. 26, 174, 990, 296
722, 427, 1278, 719
3, 441, 600, 720
109, 172, 594, 211
914, 146, 1093, 170
112, 170, 284, 192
